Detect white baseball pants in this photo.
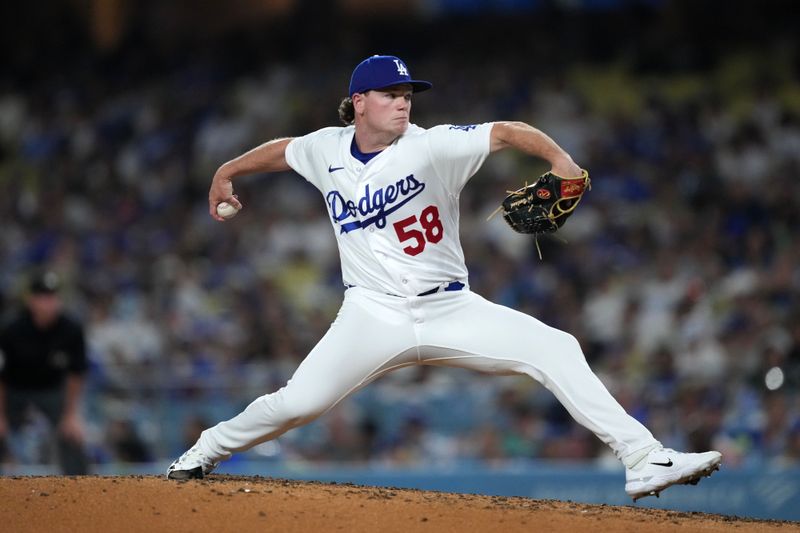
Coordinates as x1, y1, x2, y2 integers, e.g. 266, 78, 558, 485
197, 287, 659, 464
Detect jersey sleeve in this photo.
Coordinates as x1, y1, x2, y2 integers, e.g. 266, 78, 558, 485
426, 122, 493, 194
284, 127, 339, 190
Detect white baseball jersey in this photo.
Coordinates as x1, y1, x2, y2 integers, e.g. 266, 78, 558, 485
284, 123, 492, 296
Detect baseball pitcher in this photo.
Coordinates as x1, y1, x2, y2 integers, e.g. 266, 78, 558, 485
167, 55, 721, 501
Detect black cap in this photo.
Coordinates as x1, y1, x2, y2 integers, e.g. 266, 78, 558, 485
29, 271, 61, 294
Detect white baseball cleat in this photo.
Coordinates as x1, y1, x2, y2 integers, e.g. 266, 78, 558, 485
625, 447, 722, 501
166, 445, 218, 480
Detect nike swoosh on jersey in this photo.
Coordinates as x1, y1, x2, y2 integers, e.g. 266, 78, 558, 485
328, 165, 345, 172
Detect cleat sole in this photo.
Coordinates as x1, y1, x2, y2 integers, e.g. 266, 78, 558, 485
167, 466, 205, 481
630, 459, 721, 502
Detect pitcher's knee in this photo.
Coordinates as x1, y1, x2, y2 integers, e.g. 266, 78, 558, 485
253, 390, 327, 429
282, 404, 324, 428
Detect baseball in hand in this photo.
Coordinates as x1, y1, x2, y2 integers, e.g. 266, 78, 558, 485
216, 201, 240, 219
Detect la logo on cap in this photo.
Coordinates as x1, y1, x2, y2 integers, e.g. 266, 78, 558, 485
393, 59, 409, 76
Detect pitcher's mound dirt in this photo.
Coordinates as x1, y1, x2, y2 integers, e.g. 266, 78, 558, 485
1, 475, 797, 532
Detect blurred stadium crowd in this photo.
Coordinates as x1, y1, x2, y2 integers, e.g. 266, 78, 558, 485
1, 1, 799, 471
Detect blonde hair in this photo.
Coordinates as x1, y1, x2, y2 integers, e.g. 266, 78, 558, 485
338, 97, 355, 125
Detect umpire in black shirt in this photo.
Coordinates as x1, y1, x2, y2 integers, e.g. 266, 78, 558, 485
0, 271, 89, 474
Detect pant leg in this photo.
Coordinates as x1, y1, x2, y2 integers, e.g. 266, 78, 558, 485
4, 388, 89, 473
32, 388, 89, 475
1, 388, 30, 464
416, 291, 659, 461
198, 288, 420, 463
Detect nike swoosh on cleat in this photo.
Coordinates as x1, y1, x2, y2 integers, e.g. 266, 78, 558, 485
650, 459, 674, 467
328, 165, 344, 172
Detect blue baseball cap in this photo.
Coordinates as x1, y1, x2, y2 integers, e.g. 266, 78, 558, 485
349, 55, 432, 96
